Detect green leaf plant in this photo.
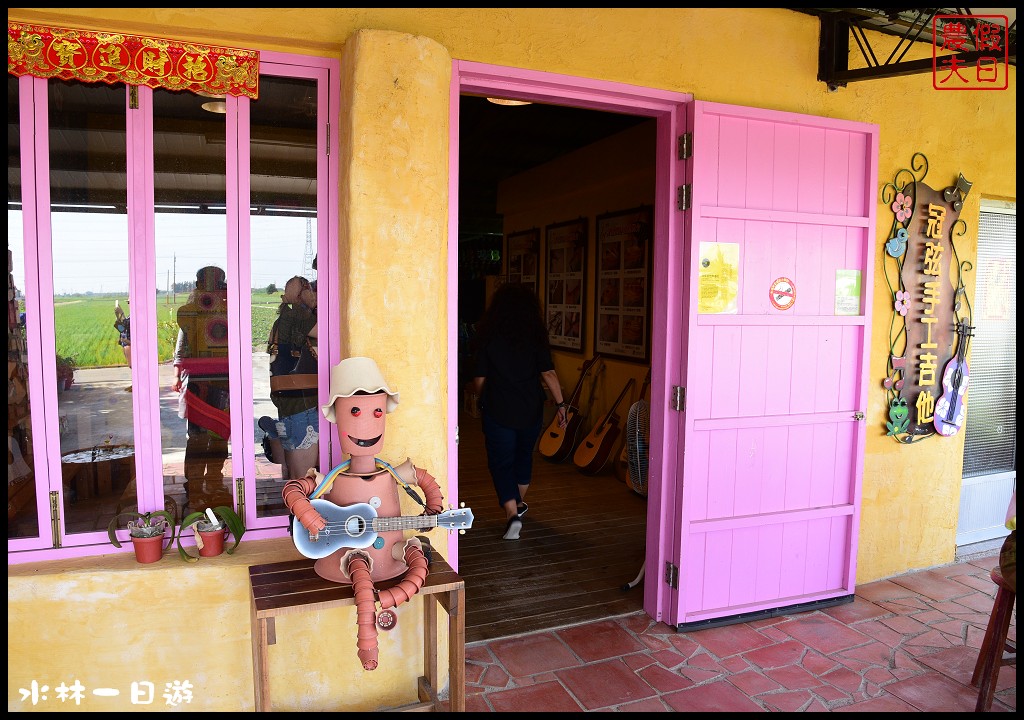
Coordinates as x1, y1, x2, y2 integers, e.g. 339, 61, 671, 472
176, 505, 246, 562
106, 510, 176, 547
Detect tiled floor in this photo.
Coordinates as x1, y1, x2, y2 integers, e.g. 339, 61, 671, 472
456, 550, 1015, 712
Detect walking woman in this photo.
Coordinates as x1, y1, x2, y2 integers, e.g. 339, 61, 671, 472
472, 283, 567, 540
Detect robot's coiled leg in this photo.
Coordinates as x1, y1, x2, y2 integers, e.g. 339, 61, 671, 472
347, 553, 379, 671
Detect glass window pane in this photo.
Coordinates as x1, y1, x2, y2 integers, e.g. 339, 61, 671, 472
250, 75, 321, 518
47, 79, 136, 537
154, 87, 232, 519
8, 75, 39, 539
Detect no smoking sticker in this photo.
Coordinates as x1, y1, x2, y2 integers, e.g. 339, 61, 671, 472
769, 277, 796, 310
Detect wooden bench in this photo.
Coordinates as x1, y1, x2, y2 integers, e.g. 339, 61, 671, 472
248, 552, 465, 712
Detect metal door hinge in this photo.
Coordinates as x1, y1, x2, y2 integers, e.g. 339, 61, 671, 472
664, 562, 679, 589
455, 425, 460, 446
678, 132, 692, 160
672, 385, 686, 412
49, 491, 62, 548
235, 478, 246, 518
677, 184, 692, 211
129, 85, 139, 110
853, 411, 865, 421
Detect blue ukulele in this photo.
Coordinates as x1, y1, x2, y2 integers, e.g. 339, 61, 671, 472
292, 498, 475, 559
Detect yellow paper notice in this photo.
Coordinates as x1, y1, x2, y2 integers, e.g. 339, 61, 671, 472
698, 242, 739, 314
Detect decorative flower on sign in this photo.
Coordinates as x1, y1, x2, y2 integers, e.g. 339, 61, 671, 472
885, 228, 909, 258
894, 290, 910, 316
892, 192, 913, 223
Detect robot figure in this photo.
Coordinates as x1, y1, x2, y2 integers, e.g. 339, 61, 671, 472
282, 357, 444, 670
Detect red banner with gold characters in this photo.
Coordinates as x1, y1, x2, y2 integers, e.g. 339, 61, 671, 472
7, 22, 259, 99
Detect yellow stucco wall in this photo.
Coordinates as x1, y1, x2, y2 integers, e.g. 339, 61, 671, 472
8, 6, 1016, 712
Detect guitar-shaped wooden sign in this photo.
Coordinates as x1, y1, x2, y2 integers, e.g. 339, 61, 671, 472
573, 377, 636, 475
933, 320, 974, 437
292, 498, 475, 559
539, 354, 603, 463
615, 369, 651, 485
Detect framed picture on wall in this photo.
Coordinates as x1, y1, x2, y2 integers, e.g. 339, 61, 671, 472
544, 218, 587, 352
594, 205, 652, 362
505, 228, 540, 294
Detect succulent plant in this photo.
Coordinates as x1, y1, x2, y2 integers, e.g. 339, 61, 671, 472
107, 510, 176, 547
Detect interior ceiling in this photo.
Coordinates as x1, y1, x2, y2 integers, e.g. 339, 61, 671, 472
458, 94, 648, 239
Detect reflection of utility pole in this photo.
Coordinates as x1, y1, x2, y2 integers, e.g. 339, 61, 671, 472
302, 217, 314, 279
172, 254, 176, 303
166, 270, 170, 304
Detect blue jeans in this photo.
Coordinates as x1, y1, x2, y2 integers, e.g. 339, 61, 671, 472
274, 407, 319, 450
481, 412, 542, 507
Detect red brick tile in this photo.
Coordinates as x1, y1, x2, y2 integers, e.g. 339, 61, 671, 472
464, 662, 485, 684
650, 648, 685, 668
801, 649, 840, 677
905, 629, 955, 649
820, 665, 863, 693
854, 619, 907, 648
618, 697, 671, 712
823, 596, 891, 624
760, 625, 792, 642
831, 693, 920, 711
466, 644, 494, 663
720, 655, 750, 673
764, 663, 821, 690
557, 619, 645, 662
687, 652, 726, 672
877, 596, 930, 613
878, 613, 930, 635
864, 666, 895, 685
666, 634, 700, 658
622, 652, 657, 671
638, 663, 694, 693
689, 621, 774, 659
464, 693, 492, 713
884, 669, 981, 711
805, 697, 832, 711
855, 579, 915, 602
619, 611, 657, 635
776, 614, 871, 654
480, 664, 510, 688
762, 689, 816, 712
728, 669, 782, 696
953, 591, 997, 613
836, 640, 893, 667
914, 609, 954, 625
891, 570, 978, 602
743, 639, 806, 669
637, 633, 672, 651
914, 644, 977, 684
661, 679, 765, 712
930, 619, 966, 637
811, 682, 851, 704
954, 572, 1002, 593
487, 632, 581, 677
678, 666, 724, 683
555, 659, 656, 710
486, 680, 584, 713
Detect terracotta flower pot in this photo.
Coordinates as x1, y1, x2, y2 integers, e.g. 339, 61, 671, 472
197, 526, 228, 557
131, 534, 169, 564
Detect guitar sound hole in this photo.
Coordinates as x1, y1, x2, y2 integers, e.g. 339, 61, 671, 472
345, 517, 366, 536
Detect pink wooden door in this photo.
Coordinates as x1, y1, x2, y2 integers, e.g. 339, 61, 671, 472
668, 101, 878, 628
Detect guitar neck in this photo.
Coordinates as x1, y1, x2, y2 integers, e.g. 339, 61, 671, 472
596, 378, 636, 431
372, 515, 437, 533
566, 356, 602, 408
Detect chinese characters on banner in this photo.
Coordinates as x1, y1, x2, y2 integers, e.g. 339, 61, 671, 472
933, 14, 1009, 90
17, 679, 193, 707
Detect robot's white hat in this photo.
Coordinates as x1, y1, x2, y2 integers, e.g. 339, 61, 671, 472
322, 357, 400, 422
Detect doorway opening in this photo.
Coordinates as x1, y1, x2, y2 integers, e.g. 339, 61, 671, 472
449, 62, 690, 643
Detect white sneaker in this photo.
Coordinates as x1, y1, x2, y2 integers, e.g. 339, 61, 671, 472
503, 516, 522, 540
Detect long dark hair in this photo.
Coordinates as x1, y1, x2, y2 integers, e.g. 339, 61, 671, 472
475, 283, 549, 351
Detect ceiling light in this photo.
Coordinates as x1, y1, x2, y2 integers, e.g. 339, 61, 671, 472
201, 100, 227, 114
486, 97, 532, 106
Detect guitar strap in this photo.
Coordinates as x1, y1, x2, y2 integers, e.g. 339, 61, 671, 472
310, 457, 427, 509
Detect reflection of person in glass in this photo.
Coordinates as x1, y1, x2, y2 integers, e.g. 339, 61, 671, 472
113, 299, 132, 391
261, 275, 319, 480
172, 266, 232, 512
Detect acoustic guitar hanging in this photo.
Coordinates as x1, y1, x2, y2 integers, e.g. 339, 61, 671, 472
933, 320, 974, 437
539, 354, 603, 463
573, 377, 636, 475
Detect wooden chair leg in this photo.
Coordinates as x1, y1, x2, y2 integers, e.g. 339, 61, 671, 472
972, 584, 1015, 712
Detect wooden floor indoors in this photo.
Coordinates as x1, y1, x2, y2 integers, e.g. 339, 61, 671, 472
456, 408, 648, 644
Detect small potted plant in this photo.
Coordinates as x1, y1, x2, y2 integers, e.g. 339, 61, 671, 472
177, 505, 245, 562
107, 509, 176, 564
55, 354, 76, 391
